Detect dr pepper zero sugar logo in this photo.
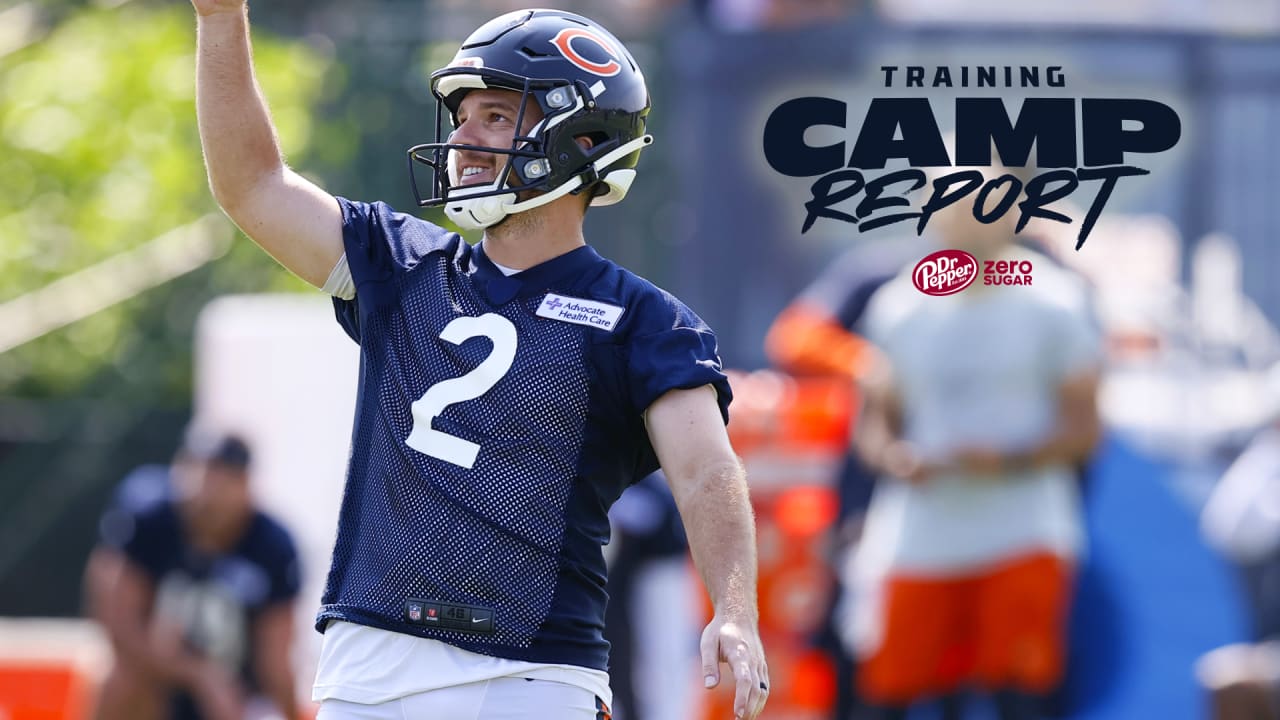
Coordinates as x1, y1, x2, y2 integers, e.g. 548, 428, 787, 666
912, 252, 1036, 295
913, 250, 979, 295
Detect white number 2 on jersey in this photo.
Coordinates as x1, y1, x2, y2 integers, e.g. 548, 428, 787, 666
405, 313, 517, 469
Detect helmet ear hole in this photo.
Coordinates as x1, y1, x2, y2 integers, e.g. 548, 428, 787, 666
580, 132, 609, 151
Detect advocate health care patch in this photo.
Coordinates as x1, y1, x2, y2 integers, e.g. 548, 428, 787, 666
536, 293, 624, 331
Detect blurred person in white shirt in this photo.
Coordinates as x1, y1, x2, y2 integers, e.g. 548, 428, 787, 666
843, 164, 1103, 720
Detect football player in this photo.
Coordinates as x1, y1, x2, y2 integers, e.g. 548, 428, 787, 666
189, 4, 768, 719
85, 429, 301, 720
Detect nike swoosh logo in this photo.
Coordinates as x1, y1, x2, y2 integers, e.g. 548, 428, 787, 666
472, 617, 487, 623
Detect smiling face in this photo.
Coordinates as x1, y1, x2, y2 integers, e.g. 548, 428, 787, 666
446, 88, 546, 190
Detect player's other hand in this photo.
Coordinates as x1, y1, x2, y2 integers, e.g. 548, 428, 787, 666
701, 615, 769, 719
882, 440, 937, 484
190, 0, 245, 18
192, 664, 246, 720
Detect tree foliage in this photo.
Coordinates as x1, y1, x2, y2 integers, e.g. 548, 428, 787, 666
0, 3, 340, 398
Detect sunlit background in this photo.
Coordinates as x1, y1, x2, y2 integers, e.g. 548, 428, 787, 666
2, 0, 1279, 719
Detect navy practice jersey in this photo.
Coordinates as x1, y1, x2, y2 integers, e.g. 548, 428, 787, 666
98, 487, 301, 718
317, 198, 732, 670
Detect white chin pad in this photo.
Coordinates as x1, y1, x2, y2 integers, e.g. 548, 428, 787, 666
590, 169, 636, 207
445, 193, 514, 230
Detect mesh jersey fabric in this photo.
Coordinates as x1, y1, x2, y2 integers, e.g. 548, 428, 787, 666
317, 198, 732, 670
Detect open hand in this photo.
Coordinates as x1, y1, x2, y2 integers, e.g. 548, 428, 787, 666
701, 615, 769, 719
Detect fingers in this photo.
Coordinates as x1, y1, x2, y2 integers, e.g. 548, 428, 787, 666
703, 621, 769, 719
731, 654, 772, 719
725, 639, 769, 719
750, 660, 770, 719
700, 625, 721, 689
731, 659, 756, 719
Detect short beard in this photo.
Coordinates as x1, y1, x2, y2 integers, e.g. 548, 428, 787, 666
487, 204, 542, 240
487, 189, 547, 240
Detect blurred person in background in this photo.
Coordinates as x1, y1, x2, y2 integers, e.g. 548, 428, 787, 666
84, 427, 302, 720
1197, 362, 1280, 720
603, 471, 698, 720
843, 165, 1102, 720
764, 234, 930, 720
766, 193, 1094, 720
188, 2, 767, 719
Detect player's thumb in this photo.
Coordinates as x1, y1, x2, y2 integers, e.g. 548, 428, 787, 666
700, 627, 721, 689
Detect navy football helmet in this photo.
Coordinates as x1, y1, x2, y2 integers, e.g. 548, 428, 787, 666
408, 9, 653, 230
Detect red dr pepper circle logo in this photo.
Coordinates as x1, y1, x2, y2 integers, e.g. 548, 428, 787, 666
551, 28, 622, 77
913, 249, 979, 296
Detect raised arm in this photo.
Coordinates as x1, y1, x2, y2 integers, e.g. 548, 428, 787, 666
192, 0, 343, 287
646, 386, 768, 720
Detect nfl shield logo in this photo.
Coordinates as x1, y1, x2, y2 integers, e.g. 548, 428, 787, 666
408, 603, 423, 622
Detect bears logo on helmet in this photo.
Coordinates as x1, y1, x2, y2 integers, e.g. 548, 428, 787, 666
550, 28, 622, 77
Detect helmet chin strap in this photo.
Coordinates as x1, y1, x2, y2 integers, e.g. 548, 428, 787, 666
445, 188, 515, 230
444, 135, 653, 231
